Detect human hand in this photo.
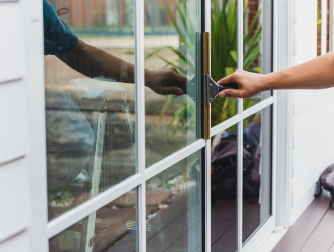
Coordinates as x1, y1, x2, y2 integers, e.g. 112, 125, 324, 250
217, 69, 267, 98
145, 67, 187, 96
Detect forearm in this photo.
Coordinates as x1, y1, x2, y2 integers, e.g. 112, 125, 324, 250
58, 39, 140, 83
57, 39, 186, 95
262, 52, 334, 91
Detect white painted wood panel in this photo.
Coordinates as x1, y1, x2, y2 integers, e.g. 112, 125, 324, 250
0, 158, 31, 243
292, 143, 334, 206
293, 0, 317, 64
0, 3, 25, 84
0, 231, 30, 252
0, 80, 29, 165
291, 185, 316, 224
293, 89, 332, 116
292, 119, 334, 176
292, 92, 334, 148
289, 0, 320, 226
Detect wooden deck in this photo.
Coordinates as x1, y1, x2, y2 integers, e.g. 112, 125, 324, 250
211, 198, 261, 252
272, 193, 334, 252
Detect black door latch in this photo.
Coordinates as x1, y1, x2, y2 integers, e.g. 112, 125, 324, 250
179, 74, 239, 105
204, 74, 239, 105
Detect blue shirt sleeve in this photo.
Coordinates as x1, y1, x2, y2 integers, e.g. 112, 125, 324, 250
43, 0, 78, 55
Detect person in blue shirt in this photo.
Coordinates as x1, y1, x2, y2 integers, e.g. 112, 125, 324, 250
43, 0, 186, 95
43, 0, 187, 198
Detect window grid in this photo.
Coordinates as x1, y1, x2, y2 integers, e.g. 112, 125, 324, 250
44, 1, 276, 252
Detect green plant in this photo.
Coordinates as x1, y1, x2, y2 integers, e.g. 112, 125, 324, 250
145, 0, 262, 133
211, 0, 262, 126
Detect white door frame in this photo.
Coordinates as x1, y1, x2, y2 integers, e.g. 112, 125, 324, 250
25, 0, 290, 251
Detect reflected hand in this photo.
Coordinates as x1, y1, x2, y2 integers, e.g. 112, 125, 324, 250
217, 69, 266, 98
145, 67, 187, 96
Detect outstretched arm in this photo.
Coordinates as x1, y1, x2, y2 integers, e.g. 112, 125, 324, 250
57, 39, 186, 96
217, 52, 334, 98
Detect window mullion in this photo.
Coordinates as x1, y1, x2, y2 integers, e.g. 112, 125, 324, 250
134, 0, 146, 251
237, 0, 244, 251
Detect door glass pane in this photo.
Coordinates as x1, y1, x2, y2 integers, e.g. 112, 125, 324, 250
243, 0, 270, 109
211, 125, 238, 252
242, 106, 272, 242
144, 0, 202, 167
44, 0, 137, 220
211, 0, 238, 126
146, 150, 202, 251
49, 189, 137, 252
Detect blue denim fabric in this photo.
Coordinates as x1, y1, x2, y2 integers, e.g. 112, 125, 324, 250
43, 0, 78, 55
46, 91, 95, 196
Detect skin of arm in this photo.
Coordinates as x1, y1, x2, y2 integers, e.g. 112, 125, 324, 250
217, 51, 334, 98
57, 39, 186, 96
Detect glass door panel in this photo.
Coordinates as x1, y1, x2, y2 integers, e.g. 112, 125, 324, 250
211, 126, 238, 252
209, 0, 274, 250
211, 0, 238, 126
44, 1, 206, 251
146, 150, 202, 251
242, 106, 272, 242
49, 189, 137, 252
144, 0, 202, 167
44, 0, 137, 220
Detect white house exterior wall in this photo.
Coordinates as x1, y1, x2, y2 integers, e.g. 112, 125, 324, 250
289, 0, 334, 224
0, 1, 33, 251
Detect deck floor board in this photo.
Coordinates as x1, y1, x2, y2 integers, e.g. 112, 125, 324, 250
300, 206, 334, 252
272, 194, 332, 252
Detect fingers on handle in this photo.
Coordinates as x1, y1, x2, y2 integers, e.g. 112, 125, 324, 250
217, 73, 236, 85
219, 89, 241, 98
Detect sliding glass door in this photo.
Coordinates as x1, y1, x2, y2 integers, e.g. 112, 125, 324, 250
42, 0, 274, 251
44, 0, 204, 251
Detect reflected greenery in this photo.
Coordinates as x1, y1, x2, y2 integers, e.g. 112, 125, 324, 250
141, 0, 262, 132
211, 0, 262, 126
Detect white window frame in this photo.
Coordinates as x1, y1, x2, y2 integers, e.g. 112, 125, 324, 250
25, 0, 287, 251
244, 0, 294, 251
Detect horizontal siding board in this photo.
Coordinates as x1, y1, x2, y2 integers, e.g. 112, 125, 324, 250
0, 81, 29, 165
292, 143, 334, 206
291, 185, 316, 224
0, 231, 30, 252
0, 158, 31, 243
292, 91, 334, 148
292, 119, 334, 175
0, 3, 25, 84
293, 89, 332, 116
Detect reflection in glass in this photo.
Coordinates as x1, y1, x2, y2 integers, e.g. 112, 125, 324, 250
146, 151, 202, 252
144, 0, 202, 166
243, 0, 270, 107
49, 189, 137, 252
242, 106, 272, 242
211, 0, 238, 126
44, 0, 138, 220
211, 126, 237, 252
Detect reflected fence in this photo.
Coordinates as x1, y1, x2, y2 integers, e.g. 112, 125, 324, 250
50, 0, 178, 35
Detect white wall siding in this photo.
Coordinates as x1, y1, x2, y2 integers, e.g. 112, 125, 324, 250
289, 0, 333, 225
0, 159, 31, 243
0, 231, 30, 252
0, 1, 32, 251
0, 80, 29, 165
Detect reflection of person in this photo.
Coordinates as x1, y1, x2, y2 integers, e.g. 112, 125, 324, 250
43, 0, 186, 197
217, 53, 334, 98
43, 0, 186, 95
